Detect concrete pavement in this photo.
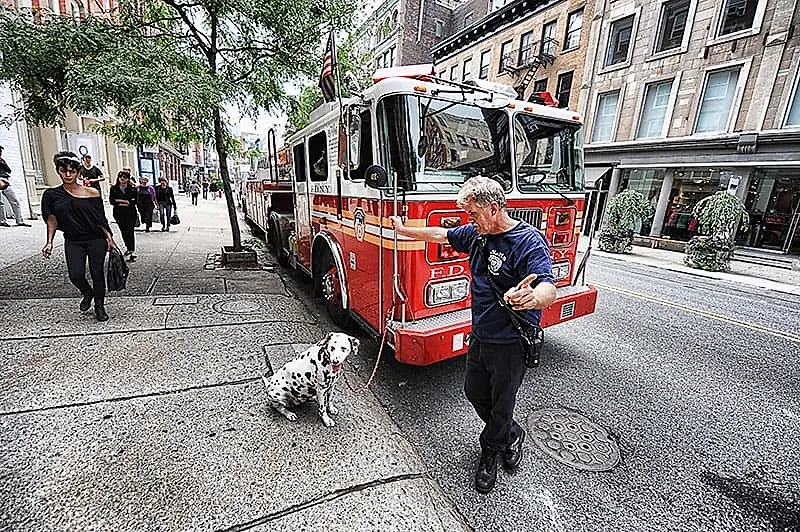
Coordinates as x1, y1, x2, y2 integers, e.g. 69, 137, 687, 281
0, 194, 468, 531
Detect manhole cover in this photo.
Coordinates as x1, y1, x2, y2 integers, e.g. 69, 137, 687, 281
527, 408, 620, 472
212, 300, 264, 315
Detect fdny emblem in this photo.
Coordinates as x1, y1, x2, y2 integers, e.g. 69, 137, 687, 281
487, 249, 506, 275
354, 207, 366, 242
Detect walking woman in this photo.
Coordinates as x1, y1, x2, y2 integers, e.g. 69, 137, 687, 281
109, 170, 138, 261
41, 152, 118, 321
136, 176, 157, 232
156, 177, 177, 231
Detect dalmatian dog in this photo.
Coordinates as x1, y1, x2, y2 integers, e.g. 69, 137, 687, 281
263, 332, 360, 427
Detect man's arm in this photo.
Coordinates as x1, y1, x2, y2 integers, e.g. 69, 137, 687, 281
390, 216, 449, 244
504, 273, 557, 311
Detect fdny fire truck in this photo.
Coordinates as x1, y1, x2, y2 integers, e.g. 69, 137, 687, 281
244, 65, 598, 366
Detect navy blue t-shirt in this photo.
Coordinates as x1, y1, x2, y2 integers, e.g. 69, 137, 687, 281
448, 221, 555, 344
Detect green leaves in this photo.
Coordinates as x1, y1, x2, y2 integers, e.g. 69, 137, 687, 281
597, 189, 653, 253
684, 191, 749, 272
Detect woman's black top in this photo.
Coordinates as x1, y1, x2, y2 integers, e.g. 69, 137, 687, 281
156, 186, 176, 206
109, 184, 138, 216
41, 185, 112, 242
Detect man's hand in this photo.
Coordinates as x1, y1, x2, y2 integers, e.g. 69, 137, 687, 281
389, 215, 404, 232
42, 242, 53, 259
504, 273, 545, 310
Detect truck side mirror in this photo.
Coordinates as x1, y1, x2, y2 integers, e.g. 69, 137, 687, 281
364, 165, 388, 189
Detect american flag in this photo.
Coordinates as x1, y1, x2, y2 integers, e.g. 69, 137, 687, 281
319, 32, 336, 103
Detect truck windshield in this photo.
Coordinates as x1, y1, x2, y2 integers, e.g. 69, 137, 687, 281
514, 114, 584, 192
376, 94, 513, 192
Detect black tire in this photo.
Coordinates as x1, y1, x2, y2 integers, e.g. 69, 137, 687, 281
319, 251, 351, 328
269, 221, 289, 267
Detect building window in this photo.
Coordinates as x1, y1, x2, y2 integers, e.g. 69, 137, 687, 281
450, 65, 458, 80
532, 78, 548, 93
438, 70, 446, 78
392, 9, 398, 27
592, 91, 620, 142
479, 51, 491, 79
655, 0, 689, 53
719, 0, 758, 36
637, 80, 673, 138
470, 138, 480, 148
464, 12, 473, 27
457, 134, 467, 146
541, 21, 557, 56
785, 73, 800, 126
605, 15, 635, 67
462, 58, 472, 81
445, 131, 454, 143
389, 46, 396, 67
556, 71, 573, 109
435, 20, 444, 38
519, 31, 533, 66
695, 68, 740, 133
499, 40, 513, 73
564, 9, 583, 50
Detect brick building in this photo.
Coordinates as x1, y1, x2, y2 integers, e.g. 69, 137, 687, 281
431, 0, 590, 108
582, 0, 800, 253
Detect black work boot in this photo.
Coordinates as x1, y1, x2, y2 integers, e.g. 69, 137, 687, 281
94, 304, 109, 322
475, 449, 498, 494
79, 293, 93, 312
502, 429, 526, 472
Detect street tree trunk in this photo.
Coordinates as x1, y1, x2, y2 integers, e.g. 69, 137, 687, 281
213, 107, 242, 252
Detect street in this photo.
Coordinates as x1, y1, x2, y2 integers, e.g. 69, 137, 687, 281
286, 252, 800, 531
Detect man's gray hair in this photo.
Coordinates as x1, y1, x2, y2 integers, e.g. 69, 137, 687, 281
457, 176, 507, 209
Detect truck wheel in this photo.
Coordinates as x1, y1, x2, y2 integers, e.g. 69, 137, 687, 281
269, 221, 289, 267
320, 251, 351, 328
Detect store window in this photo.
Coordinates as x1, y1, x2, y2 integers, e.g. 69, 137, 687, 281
564, 9, 583, 50
605, 15, 635, 67
718, 0, 758, 36
479, 51, 491, 79
556, 71, 573, 109
696, 68, 740, 133
620, 169, 665, 235
740, 171, 800, 252
786, 72, 800, 126
592, 90, 620, 142
541, 21, 557, 56
655, 0, 689, 53
660, 169, 732, 240
637, 80, 673, 138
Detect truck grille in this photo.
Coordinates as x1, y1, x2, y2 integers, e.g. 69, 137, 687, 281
560, 301, 576, 320
509, 208, 543, 228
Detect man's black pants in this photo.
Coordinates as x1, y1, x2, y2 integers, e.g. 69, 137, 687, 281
464, 338, 526, 452
64, 238, 107, 307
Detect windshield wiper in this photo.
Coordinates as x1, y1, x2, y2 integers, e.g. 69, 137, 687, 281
540, 182, 575, 206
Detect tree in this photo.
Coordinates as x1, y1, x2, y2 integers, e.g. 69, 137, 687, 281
0, 0, 354, 251
597, 189, 653, 254
684, 191, 749, 272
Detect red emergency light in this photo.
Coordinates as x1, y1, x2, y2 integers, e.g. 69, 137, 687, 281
373, 64, 436, 84
529, 91, 559, 107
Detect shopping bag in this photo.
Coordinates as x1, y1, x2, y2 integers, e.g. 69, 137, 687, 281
134, 211, 141, 228
106, 247, 130, 292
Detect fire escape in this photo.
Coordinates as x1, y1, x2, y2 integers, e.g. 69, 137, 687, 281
501, 37, 558, 99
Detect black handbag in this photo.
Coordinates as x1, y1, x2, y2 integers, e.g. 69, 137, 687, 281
170, 213, 180, 225
107, 247, 130, 292
481, 238, 544, 368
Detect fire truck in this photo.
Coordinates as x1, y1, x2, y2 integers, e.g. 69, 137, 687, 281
244, 65, 598, 366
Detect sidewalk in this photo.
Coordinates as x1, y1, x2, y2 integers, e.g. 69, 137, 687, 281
591, 245, 800, 295
0, 194, 468, 531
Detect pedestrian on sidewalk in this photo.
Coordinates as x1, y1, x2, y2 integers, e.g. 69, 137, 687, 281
109, 170, 138, 261
156, 177, 177, 231
202, 180, 209, 200
0, 146, 32, 227
188, 180, 200, 205
41, 151, 118, 322
209, 181, 218, 200
136, 177, 157, 232
391, 176, 557, 494
80, 154, 105, 195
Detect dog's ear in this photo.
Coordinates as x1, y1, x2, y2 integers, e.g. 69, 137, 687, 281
316, 332, 334, 348
349, 335, 360, 353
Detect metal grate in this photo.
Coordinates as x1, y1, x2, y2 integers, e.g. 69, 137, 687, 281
560, 301, 576, 320
509, 208, 543, 228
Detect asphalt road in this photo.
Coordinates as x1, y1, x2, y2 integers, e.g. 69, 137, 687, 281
284, 254, 800, 532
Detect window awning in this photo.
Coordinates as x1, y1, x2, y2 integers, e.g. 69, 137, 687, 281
584, 166, 612, 189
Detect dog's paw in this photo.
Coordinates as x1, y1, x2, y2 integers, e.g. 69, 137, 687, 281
327, 404, 338, 416
285, 411, 298, 422
321, 414, 335, 427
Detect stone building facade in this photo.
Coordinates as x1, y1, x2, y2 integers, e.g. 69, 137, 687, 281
431, 0, 592, 109
582, 0, 800, 253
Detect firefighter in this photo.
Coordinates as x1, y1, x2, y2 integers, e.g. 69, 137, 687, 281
391, 175, 557, 494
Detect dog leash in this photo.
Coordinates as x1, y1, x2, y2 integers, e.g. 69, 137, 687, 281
365, 303, 397, 389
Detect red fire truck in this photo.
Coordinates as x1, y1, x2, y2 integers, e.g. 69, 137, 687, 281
244, 65, 598, 366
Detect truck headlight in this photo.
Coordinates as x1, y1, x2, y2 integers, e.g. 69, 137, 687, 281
552, 261, 571, 281
426, 278, 470, 306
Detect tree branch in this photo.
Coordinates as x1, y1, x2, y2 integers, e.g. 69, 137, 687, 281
160, 0, 211, 56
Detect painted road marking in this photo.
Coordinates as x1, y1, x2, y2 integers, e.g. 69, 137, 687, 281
594, 282, 800, 344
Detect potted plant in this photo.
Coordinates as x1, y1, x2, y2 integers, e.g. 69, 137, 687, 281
597, 189, 653, 254
684, 191, 749, 272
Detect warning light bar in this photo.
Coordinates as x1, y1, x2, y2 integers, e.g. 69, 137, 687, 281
529, 91, 559, 107
373, 64, 436, 84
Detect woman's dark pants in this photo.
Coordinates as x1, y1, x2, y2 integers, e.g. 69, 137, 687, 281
114, 209, 136, 253
137, 203, 154, 230
64, 238, 107, 307
464, 339, 527, 452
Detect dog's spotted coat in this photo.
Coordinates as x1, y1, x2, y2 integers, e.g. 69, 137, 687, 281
263, 332, 360, 427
